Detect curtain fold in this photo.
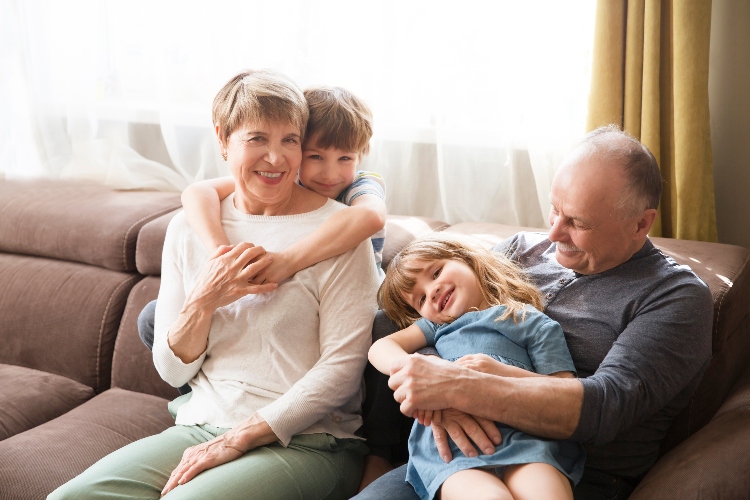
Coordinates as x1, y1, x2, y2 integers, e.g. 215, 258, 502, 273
586, 0, 717, 241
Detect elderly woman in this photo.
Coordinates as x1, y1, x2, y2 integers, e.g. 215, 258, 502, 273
49, 70, 380, 499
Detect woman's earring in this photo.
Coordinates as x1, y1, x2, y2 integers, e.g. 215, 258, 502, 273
221, 151, 227, 161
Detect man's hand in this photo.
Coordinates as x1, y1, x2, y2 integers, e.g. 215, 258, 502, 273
432, 409, 501, 463
388, 354, 463, 416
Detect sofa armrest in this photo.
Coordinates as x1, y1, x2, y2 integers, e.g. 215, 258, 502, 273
630, 363, 750, 499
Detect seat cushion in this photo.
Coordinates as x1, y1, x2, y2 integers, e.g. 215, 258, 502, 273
0, 387, 173, 499
0, 364, 94, 441
0, 179, 181, 272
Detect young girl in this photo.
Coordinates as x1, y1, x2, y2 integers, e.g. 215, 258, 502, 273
369, 235, 585, 500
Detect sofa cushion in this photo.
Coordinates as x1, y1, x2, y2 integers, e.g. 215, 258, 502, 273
0, 388, 173, 499
0, 179, 181, 272
135, 209, 180, 276
112, 277, 180, 400
0, 253, 140, 392
630, 365, 750, 499
0, 364, 94, 441
382, 215, 450, 269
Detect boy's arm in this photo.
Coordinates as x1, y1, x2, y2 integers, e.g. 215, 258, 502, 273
253, 193, 387, 284
368, 324, 427, 376
181, 177, 236, 252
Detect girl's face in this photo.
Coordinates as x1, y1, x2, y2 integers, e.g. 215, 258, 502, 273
404, 258, 488, 324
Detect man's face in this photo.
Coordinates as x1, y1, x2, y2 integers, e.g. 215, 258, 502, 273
548, 154, 643, 275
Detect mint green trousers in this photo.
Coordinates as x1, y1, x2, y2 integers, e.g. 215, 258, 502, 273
48, 418, 367, 499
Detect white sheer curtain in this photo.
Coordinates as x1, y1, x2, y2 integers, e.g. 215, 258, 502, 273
1, 0, 595, 227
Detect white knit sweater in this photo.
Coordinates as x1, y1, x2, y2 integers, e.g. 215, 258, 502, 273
152, 195, 380, 446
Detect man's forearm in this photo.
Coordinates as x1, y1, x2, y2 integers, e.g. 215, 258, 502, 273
451, 369, 584, 439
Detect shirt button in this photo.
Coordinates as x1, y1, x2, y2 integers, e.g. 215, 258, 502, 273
546, 292, 554, 300
332, 416, 342, 423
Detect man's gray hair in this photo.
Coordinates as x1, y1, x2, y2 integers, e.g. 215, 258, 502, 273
579, 125, 663, 219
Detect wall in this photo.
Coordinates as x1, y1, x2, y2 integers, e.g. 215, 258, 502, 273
710, 0, 750, 249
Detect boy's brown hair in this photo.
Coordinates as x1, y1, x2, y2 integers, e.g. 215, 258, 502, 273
379, 235, 543, 329
304, 86, 373, 155
212, 69, 308, 143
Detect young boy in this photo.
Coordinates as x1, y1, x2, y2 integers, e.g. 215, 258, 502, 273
137, 86, 386, 372
180, 85, 386, 281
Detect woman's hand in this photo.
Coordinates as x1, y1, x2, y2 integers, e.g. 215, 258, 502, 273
161, 432, 245, 496
187, 242, 278, 311
161, 413, 277, 496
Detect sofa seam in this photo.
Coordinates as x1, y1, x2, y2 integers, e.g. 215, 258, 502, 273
96, 274, 142, 392
122, 206, 181, 271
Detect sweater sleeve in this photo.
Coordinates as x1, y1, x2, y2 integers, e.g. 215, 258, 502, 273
257, 239, 379, 446
571, 276, 713, 445
152, 214, 206, 387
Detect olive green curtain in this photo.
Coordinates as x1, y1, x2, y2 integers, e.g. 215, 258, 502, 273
587, 0, 717, 241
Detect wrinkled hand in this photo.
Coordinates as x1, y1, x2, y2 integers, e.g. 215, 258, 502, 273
190, 242, 277, 310
388, 354, 461, 416
161, 431, 245, 496
431, 408, 501, 463
248, 251, 295, 285
454, 354, 508, 376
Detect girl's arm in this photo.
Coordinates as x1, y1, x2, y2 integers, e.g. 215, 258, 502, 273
182, 177, 236, 252
455, 354, 575, 379
368, 323, 428, 376
252, 193, 387, 284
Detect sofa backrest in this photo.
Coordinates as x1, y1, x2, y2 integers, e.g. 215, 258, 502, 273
0, 179, 181, 392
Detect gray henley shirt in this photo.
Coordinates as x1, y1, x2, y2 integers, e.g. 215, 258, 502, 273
495, 232, 713, 478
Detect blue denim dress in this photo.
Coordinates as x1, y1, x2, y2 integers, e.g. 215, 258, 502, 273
407, 305, 585, 500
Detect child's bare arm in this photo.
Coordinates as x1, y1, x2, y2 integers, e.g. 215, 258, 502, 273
455, 354, 575, 379
182, 177, 236, 252
368, 324, 428, 376
252, 193, 387, 284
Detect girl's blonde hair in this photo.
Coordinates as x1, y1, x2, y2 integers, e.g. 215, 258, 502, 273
378, 234, 543, 329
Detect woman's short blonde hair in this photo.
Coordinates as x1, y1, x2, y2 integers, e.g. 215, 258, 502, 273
304, 86, 373, 155
212, 69, 309, 142
379, 235, 543, 329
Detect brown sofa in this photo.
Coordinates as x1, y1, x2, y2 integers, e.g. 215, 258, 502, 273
0, 179, 748, 499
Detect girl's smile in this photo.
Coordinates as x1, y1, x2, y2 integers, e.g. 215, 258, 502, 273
406, 259, 488, 324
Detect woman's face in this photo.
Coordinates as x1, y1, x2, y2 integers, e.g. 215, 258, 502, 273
220, 120, 303, 212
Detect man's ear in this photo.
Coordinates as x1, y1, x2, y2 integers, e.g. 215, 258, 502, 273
634, 208, 658, 239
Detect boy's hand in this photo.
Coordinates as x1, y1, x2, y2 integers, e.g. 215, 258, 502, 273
249, 251, 297, 285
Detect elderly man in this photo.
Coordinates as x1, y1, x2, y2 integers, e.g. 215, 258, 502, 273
356, 126, 713, 500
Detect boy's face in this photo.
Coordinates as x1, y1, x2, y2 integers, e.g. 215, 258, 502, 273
299, 138, 360, 199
